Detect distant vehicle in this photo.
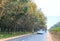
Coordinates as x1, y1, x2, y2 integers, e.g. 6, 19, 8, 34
37, 30, 44, 34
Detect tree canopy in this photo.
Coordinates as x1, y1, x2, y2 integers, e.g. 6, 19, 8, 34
0, 0, 47, 33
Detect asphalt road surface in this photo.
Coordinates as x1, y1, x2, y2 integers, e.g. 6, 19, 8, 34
7, 33, 46, 41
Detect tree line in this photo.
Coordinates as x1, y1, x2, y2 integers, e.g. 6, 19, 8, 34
0, 0, 47, 33
49, 22, 60, 31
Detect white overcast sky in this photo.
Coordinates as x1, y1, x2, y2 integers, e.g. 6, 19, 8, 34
33, 0, 60, 29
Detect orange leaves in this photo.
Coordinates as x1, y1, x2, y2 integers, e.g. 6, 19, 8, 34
0, 0, 7, 7
27, 2, 36, 14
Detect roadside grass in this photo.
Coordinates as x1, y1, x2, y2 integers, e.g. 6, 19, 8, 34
49, 30, 60, 41
49, 27, 60, 31
0, 32, 31, 39
49, 27, 60, 41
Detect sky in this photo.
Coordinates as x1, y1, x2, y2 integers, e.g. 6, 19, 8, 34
33, 0, 60, 29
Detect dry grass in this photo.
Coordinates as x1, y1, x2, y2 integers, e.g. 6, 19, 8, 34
50, 31, 60, 41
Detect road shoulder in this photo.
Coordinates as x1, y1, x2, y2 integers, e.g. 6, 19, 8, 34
46, 32, 53, 41
0, 33, 31, 41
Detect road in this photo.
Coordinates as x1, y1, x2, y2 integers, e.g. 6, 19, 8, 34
6, 33, 46, 41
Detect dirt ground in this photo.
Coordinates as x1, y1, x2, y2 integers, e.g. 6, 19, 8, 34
50, 31, 60, 41
46, 32, 53, 41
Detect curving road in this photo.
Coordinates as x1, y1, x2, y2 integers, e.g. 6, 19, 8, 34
6, 33, 46, 41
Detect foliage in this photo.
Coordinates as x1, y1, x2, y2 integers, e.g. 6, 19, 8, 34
49, 22, 60, 31
50, 27, 60, 31
0, 0, 46, 33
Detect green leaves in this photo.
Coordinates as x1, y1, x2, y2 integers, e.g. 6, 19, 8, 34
49, 22, 60, 31
0, 0, 46, 32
